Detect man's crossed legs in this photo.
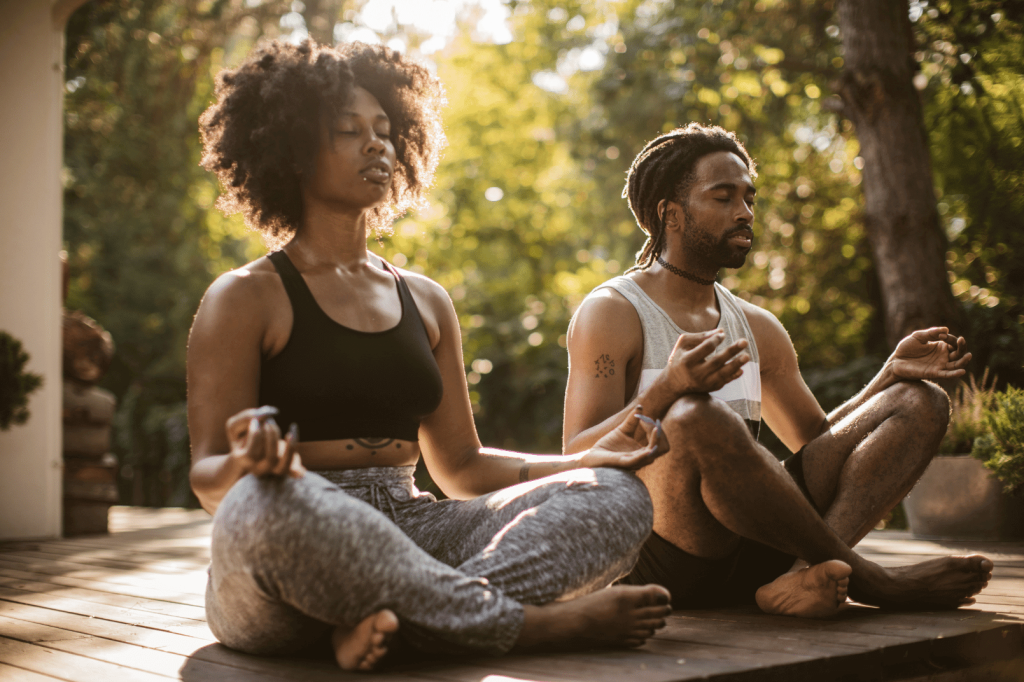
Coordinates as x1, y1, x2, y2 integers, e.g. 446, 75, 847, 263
622, 380, 993, 617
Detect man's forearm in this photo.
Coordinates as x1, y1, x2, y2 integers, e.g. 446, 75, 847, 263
826, 362, 900, 426
564, 371, 681, 454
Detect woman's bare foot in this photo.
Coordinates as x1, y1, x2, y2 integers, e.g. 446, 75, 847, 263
755, 560, 851, 618
331, 610, 400, 671
516, 584, 671, 651
850, 554, 993, 609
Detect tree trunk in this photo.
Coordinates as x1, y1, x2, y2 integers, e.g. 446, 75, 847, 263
302, 0, 347, 46
837, 0, 960, 349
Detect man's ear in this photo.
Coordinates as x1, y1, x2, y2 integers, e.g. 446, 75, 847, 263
660, 199, 684, 231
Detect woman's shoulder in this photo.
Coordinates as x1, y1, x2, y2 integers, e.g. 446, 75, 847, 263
394, 266, 451, 309
199, 255, 284, 320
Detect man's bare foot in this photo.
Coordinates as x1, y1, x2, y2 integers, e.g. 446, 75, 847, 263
516, 584, 671, 651
850, 554, 993, 609
332, 610, 400, 671
755, 560, 851, 618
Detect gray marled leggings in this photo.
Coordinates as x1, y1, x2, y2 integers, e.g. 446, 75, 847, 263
205, 465, 652, 657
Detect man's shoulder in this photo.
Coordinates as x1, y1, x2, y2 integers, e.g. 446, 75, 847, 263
577, 277, 641, 322
569, 278, 643, 350
730, 293, 796, 373
732, 293, 785, 335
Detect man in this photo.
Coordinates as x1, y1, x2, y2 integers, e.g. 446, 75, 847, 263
563, 123, 992, 617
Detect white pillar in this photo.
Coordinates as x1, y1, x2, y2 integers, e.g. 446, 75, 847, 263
0, 0, 73, 539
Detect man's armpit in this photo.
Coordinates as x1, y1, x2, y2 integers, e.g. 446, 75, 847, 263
592, 353, 617, 379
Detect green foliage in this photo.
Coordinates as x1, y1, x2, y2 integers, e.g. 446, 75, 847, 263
916, 1, 1024, 388
62, 0, 284, 505
0, 332, 44, 431
971, 384, 1024, 494
940, 369, 997, 454
63, 0, 1024, 505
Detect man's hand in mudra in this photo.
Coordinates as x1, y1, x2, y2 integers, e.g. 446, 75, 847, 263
890, 327, 971, 382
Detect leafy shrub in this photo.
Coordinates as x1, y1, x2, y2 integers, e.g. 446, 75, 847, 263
0, 331, 44, 430
971, 384, 1024, 496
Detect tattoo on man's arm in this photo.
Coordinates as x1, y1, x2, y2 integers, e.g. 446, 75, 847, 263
594, 353, 616, 379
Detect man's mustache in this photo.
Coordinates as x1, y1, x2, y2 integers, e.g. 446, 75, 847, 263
725, 225, 754, 238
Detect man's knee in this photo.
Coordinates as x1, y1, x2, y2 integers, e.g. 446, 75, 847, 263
890, 380, 950, 435
664, 393, 751, 445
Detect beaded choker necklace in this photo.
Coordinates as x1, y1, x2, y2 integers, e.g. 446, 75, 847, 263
656, 256, 716, 286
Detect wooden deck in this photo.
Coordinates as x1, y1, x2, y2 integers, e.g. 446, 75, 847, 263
0, 507, 1021, 681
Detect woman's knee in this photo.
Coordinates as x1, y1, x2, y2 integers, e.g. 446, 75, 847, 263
588, 467, 654, 536
213, 473, 325, 558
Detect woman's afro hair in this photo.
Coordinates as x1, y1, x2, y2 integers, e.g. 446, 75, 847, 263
199, 39, 446, 246
623, 123, 756, 272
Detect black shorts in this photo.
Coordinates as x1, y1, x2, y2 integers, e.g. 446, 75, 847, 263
619, 448, 817, 609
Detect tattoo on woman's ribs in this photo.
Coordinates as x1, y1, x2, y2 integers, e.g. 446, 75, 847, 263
354, 438, 396, 455
594, 354, 615, 378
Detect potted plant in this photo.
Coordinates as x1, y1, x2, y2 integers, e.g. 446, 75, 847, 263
904, 371, 1024, 540
0, 331, 44, 431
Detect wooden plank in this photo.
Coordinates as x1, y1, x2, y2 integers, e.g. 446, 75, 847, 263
0, 553, 208, 585
0, 614, 409, 682
0, 635, 169, 682
6, 549, 208, 575
654, 616, 885, 657
659, 608, 920, 649
0, 566, 206, 608
0, 599, 413, 682
415, 647, 759, 682
670, 606, 1024, 648
0, 586, 214, 640
0, 613, 191, 678
0, 575, 207, 621
0, 661, 65, 682
105, 507, 212, 533
14, 544, 210, 569
0, 599, 211, 653
0, 558, 207, 597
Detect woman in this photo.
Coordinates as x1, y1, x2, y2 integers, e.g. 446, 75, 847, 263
189, 39, 670, 672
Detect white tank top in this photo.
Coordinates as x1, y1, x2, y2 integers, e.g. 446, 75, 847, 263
592, 277, 762, 438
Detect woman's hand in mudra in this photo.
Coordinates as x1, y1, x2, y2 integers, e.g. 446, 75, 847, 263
579, 407, 670, 472
226, 406, 305, 479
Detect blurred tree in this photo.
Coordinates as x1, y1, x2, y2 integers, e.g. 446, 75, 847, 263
63, 0, 288, 506
836, 0, 960, 348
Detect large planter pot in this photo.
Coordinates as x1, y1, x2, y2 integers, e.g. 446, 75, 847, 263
904, 455, 1024, 541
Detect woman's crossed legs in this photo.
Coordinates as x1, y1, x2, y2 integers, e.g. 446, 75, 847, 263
206, 467, 669, 669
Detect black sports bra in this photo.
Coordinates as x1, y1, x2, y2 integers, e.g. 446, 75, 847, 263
258, 251, 444, 442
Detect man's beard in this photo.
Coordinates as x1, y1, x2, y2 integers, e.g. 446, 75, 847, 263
680, 207, 751, 271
